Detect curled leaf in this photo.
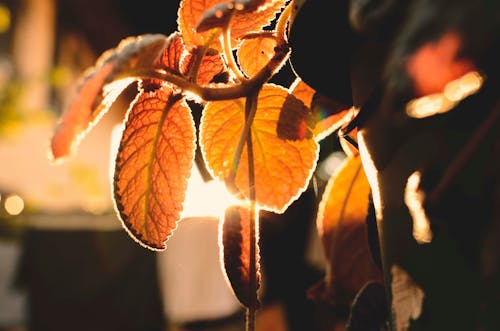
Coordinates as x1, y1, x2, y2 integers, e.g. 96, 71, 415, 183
50, 34, 168, 162
316, 154, 382, 305
289, 78, 352, 142
200, 84, 319, 213
220, 204, 261, 308
114, 87, 196, 250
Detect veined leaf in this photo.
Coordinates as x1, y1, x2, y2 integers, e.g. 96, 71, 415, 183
157, 32, 185, 74
50, 34, 168, 162
220, 204, 261, 308
200, 84, 319, 213
114, 87, 196, 250
237, 35, 277, 77
316, 154, 382, 305
181, 47, 228, 85
179, 0, 286, 50
289, 78, 352, 142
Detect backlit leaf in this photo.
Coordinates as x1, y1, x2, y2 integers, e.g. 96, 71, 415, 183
181, 47, 228, 85
50, 34, 168, 162
200, 84, 319, 213
220, 204, 261, 307
339, 128, 359, 157
316, 154, 382, 305
289, 78, 352, 142
157, 32, 185, 74
114, 87, 196, 250
179, 0, 285, 50
237, 35, 277, 77
310, 93, 351, 142
289, 78, 315, 106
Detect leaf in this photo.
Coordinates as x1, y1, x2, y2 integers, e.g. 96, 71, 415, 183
391, 265, 425, 331
275, 91, 315, 141
220, 204, 261, 308
181, 47, 228, 85
310, 93, 352, 142
200, 84, 319, 213
316, 154, 382, 305
339, 127, 359, 157
114, 87, 196, 250
179, 0, 286, 50
157, 32, 185, 74
50, 34, 168, 162
289, 78, 315, 107
289, 78, 352, 142
237, 35, 277, 77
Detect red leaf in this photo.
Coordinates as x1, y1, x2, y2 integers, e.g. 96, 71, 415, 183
114, 87, 196, 250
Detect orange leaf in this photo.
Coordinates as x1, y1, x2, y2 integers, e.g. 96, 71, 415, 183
310, 93, 351, 142
220, 204, 261, 308
289, 78, 315, 107
114, 87, 196, 250
316, 154, 382, 304
200, 84, 319, 213
181, 47, 228, 85
237, 35, 277, 77
157, 32, 185, 74
289, 79, 353, 142
179, 0, 285, 50
50, 34, 168, 162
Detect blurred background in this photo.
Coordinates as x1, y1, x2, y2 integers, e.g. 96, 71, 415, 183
0, 1, 346, 331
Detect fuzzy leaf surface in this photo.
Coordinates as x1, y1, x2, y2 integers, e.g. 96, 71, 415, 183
181, 48, 228, 85
200, 84, 318, 213
179, 0, 285, 50
50, 34, 168, 161
220, 204, 261, 308
114, 87, 196, 250
237, 36, 277, 77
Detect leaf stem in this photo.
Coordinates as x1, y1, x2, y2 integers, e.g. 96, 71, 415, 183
427, 100, 500, 206
189, 29, 220, 83
222, 27, 247, 81
245, 91, 259, 331
119, 37, 289, 101
275, 0, 293, 45
226, 90, 259, 193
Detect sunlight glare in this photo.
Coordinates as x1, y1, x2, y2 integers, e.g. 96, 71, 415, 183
406, 71, 484, 118
181, 169, 239, 219
404, 172, 432, 244
4, 194, 24, 216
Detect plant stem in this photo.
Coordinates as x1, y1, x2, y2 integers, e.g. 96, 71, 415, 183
124, 38, 288, 101
222, 27, 247, 81
245, 91, 259, 331
427, 100, 500, 206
